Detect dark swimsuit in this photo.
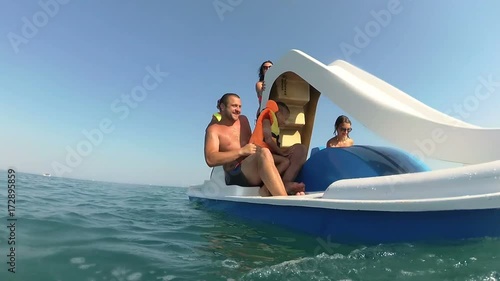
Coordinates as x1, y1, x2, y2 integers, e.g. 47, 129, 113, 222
225, 163, 251, 186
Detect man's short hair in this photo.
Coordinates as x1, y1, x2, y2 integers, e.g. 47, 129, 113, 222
219, 93, 240, 107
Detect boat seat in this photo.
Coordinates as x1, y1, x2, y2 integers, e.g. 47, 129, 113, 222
209, 166, 260, 196
310, 146, 325, 157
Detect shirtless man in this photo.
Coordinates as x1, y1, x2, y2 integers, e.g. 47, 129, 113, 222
204, 93, 296, 196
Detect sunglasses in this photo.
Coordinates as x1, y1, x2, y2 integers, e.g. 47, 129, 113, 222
263, 65, 272, 70
339, 127, 352, 132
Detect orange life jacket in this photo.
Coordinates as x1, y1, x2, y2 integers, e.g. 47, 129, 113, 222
249, 100, 280, 149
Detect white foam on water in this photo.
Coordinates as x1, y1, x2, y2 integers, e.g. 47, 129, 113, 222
69, 257, 85, 264
79, 263, 96, 270
400, 270, 417, 277
126, 272, 142, 281
221, 259, 240, 269
241, 254, 333, 280
112, 267, 130, 277
70, 257, 86, 264
156, 275, 176, 281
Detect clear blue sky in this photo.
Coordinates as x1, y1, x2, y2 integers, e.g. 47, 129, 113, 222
1, 0, 499, 186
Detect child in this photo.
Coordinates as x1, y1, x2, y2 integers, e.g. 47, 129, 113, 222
208, 99, 222, 126
249, 100, 291, 175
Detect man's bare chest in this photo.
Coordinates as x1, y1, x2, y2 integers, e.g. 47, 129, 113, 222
218, 126, 242, 150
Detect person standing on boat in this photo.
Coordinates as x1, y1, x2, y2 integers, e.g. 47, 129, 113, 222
255, 60, 273, 119
249, 99, 307, 195
204, 93, 303, 196
326, 115, 354, 148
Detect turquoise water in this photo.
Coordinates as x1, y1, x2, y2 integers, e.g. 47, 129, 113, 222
0, 171, 499, 281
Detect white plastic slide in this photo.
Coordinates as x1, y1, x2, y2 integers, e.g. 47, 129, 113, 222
262, 50, 500, 164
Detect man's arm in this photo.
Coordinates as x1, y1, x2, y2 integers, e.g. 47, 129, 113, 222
204, 126, 251, 167
262, 119, 284, 155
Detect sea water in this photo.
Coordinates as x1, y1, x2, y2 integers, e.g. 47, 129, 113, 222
0, 170, 499, 281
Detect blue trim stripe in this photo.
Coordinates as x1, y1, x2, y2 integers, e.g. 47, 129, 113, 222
190, 196, 500, 244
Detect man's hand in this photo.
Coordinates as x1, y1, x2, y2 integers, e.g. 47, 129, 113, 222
240, 143, 257, 156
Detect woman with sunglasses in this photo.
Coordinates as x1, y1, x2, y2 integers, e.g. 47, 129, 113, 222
326, 115, 354, 148
255, 60, 273, 119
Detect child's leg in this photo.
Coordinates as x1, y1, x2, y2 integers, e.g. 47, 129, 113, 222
273, 154, 290, 175
259, 154, 290, 197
